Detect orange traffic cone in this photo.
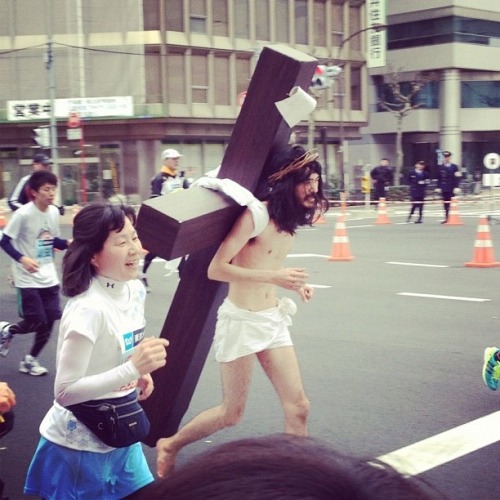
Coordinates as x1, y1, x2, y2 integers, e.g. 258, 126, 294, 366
465, 217, 500, 268
0, 207, 6, 228
328, 215, 354, 261
375, 197, 391, 224
340, 192, 347, 215
445, 197, 464, 225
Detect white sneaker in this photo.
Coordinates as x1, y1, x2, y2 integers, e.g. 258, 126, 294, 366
0, 321, 13, 357
19, 355, 48, 376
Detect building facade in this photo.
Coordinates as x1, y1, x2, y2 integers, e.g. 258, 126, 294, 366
350, 0, 500, 184
0, 0, 371, 204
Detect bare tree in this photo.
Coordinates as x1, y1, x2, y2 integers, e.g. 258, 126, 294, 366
378, 70, 434, 185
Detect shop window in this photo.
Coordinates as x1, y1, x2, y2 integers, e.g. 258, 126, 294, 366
350, 66, 361, 110
167, 50, 186, 104
214, 54, 230, 105
213, 0, 228, 36
192, 52, 209, 103
314, 0, 327, 47
235, 0, 249, 38
276, 0, 289, 43
145, 47, 161, 103
166, 0, 184, 31
236, 56, 251, 95
462, 81, 500, 108
295, 0, 308, 45
190, 0, 207, 33
143, 0, 160, 30
255, 0, 270, 41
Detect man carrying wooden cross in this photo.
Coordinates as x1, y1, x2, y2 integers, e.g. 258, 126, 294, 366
156, 145, 329, 477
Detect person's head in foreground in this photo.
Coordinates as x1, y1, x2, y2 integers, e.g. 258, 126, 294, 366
145, 433, 446, 499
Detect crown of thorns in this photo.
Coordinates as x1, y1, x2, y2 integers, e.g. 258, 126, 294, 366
268, 150, 319, 184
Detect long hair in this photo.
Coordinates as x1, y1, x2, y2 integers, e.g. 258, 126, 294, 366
257, 145, 328, 235
62, 203, 136, 297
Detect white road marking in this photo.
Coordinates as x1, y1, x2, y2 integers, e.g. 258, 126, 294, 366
398, 292, 490, 302
377, 411, 500, 476
287, 253, 330, 258
345, 224, 374, 228
387, 261, 449, 268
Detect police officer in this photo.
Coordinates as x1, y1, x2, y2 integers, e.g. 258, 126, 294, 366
436, 151, 462, 223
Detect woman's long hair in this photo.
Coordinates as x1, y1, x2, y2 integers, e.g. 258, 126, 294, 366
62, 203, 136, 297
258, 145, 328, 235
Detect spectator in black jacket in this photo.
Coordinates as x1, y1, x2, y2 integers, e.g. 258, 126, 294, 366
141, 149, 186, 291
370, 159, 393, 203
8, 154, 52, 211
407, 160, 430, 223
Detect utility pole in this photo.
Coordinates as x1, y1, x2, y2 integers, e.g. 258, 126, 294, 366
45, 38, 60, 198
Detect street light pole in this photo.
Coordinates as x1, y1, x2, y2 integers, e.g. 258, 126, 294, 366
325, 23, 387, 193
336, 23, 388, 53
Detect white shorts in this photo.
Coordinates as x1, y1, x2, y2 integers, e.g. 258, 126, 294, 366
214, 297, 297, 363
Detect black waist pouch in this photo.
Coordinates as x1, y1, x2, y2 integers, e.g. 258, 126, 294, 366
67, 391, 150, 448
0, 411, 14, 440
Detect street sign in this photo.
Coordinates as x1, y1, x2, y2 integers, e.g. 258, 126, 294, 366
483, 153, 500, 170
67, 128, 82, 140
67, 111, 80, 128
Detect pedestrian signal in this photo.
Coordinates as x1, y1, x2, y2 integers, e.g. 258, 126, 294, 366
33, 127, 50, 148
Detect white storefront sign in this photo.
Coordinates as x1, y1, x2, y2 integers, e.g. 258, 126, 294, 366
7, 96, 134, 121
366, 0, 387, 69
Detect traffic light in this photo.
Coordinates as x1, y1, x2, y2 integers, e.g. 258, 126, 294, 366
310, 65, 342, 91
310, 65, 332, 90
33, 127, 50, 148
361, 175, 371, 193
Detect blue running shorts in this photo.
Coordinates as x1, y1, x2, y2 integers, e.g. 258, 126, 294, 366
24, 437, 153, 499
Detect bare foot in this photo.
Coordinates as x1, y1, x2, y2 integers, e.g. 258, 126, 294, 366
156, 438, 177, 478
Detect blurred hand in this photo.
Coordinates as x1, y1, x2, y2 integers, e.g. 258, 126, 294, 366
453, 187, 461, 195
137, 374, 154, 400
130, 337, 169, 376
297, 284, 314, 303
273, 268, 309, 291
20, 256, 39, 274
0, 382, 16, 414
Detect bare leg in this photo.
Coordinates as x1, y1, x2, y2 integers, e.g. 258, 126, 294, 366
257, 346, 309, 435
156, 355, 255, 477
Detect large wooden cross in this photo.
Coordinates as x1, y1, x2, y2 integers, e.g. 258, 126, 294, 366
136, 45, 317, 446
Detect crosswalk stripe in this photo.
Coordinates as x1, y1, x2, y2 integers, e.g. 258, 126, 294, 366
398, 292, 490, 302
377, 411, 500, 476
